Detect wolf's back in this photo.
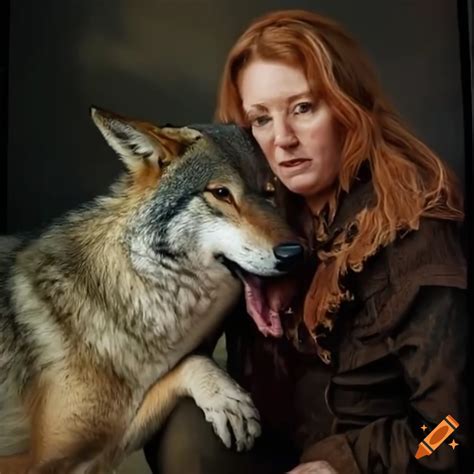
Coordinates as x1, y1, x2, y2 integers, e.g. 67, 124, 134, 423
0, 236, 27, 345
0, 235, 25, 259
0, 235, 32, 455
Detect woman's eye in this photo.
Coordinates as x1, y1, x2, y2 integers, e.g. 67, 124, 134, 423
294, 102, 313, 114
251, 115, 271, 127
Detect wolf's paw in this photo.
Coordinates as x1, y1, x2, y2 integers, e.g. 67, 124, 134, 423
198, 379, 261, 451
184, 356, 261, 451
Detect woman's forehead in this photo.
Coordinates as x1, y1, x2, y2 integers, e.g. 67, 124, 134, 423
238, 60, 311, 109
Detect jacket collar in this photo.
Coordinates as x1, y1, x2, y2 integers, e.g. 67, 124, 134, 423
314, 167, 376, 250
288, 169, 377, 364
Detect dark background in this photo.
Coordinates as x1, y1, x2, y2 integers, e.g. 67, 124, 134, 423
3, 0, 471, 233
0, 1, 473, 470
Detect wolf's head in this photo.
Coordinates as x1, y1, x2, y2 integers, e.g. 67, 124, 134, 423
91, 107, 303, 337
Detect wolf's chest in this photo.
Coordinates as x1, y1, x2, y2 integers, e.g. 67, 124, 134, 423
159, 273, 241, 370
128, 270, 241, 388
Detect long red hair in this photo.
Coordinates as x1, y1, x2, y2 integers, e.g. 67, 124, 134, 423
215, 10, 463, 332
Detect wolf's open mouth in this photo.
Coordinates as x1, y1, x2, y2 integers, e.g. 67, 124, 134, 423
217, 255, 295, 338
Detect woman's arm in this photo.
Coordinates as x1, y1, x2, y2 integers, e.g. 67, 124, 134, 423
300, 286, 468, 474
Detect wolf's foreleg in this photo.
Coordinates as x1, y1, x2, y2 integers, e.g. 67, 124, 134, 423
121, 355, 261, 454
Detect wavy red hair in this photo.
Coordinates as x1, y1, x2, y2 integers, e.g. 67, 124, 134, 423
215, 10, 464, 333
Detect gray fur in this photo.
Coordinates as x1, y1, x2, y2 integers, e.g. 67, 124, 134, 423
0, 111, 294, 473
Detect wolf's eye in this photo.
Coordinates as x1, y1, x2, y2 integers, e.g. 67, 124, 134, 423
209, 187, 233, 204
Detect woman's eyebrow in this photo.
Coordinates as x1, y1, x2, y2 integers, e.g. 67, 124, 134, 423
244, 104, 267, 118
286, 91, 312, 102
244, 90, 313, 118
247, 91, 312, 109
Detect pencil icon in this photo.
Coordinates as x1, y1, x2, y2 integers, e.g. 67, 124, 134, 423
415, 415, 459, 459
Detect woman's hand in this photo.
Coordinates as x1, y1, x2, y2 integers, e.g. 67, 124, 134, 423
286, 460, 338, 474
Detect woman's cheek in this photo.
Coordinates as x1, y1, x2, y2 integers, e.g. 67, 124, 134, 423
265, 152, 279, 176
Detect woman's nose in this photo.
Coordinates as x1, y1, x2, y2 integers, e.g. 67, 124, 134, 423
273, 118, 298, 148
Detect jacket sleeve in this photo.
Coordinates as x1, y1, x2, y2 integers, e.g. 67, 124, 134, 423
301, 286, 468, 474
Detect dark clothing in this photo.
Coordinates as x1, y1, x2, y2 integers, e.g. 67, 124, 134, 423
224, 182, 468, 473
145, 181, 468, 474
143, 398, 298, 474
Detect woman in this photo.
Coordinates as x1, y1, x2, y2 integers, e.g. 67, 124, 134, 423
145, 10, 467, 474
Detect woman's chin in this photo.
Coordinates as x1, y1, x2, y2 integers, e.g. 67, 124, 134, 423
282, 176, 321, 198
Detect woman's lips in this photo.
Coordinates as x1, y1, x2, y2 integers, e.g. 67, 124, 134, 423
280, 158, 311, 167
279, 158, 312, 173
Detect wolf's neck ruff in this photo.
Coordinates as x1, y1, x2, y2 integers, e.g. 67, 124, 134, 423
26, 210, 241, 381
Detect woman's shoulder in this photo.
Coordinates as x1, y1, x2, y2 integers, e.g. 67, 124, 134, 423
383, 217, 466, 291
346, 217, 466, 339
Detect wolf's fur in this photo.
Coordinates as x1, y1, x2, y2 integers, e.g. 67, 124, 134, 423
0, 108, 297, 473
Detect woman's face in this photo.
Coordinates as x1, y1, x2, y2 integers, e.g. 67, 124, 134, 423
239, 60, 342, 206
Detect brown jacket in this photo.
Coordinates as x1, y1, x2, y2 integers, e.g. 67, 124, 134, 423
225, 182, 468, 474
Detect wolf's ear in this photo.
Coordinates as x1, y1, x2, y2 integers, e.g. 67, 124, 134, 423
90, 106, 202, 174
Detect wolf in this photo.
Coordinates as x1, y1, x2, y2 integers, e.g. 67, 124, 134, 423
0, 107, 303, 473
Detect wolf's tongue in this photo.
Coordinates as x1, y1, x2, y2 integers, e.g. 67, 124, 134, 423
239, 273, 297, 338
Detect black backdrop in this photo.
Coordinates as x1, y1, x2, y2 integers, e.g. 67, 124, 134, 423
0, 2, 472, 469
4, 0, 470, 233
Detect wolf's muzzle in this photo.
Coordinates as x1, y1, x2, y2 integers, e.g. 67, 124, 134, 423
273, 243, 304, 272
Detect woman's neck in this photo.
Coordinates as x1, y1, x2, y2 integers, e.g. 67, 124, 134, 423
305, 186, 336, 216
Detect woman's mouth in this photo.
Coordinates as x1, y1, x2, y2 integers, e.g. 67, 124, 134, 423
281, 158, 310, 166
279, 158, 312, 173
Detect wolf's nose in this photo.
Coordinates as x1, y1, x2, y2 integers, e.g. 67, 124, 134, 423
273, 243, 304, 271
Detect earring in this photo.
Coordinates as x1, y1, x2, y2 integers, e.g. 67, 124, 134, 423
265, 180, 276, 193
